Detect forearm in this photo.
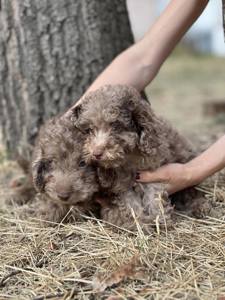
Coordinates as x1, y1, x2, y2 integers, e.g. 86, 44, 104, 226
186, 135, 225, 185
87, 0, 209, 93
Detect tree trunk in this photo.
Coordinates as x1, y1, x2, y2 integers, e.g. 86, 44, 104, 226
0, 0, 134, 158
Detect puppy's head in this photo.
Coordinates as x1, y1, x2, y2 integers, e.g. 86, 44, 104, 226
72, 85, 157, 168
32, 116, 98, 206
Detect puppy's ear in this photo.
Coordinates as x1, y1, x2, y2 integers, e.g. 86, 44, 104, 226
32, 160, 47, 192
132, 100, 161, 155
71, 102, 85, 128
32, 147, 51, 192
71, 104, 83, 125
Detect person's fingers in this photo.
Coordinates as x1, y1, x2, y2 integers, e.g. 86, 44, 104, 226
165, 184, 175, 195
136, 170, 176, 195
136, 169, 167, 183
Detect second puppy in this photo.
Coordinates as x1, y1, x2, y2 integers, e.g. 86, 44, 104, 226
72, 85, 211, 227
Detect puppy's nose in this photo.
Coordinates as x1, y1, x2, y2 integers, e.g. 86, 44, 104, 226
57, 192, 71, 201
93, 150, 103, 160
94, 153, 102, 160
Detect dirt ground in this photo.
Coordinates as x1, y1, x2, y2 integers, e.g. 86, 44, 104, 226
0, 51, 225, 300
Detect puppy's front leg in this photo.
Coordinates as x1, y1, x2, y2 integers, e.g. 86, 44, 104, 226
100, 183, 173, 233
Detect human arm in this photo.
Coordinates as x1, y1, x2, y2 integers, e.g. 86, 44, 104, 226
136, 135, 225, 195
65, 0, 209, 111
86, 0, 209, 94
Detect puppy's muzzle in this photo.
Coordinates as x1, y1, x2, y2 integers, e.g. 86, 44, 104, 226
57, 191, 72, 202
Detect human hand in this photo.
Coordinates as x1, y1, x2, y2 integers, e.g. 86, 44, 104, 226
136, 163, 195, 195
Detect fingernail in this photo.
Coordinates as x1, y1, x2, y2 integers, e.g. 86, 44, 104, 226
136, 172, 140, 180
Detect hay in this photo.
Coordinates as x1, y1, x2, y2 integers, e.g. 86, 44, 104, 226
0, 172, 225, 299
1, 210, 225, 299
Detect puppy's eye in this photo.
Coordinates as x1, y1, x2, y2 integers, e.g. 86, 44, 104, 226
111, 121, 122, 131
79, 160, 86, 168
81, 126, 92, 134
38, 159, 53, 173
84, 128, 91, 134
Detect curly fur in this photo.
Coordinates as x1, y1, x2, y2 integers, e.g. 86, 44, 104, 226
99, 183, 173, 232
72, 85, 211, 229
72, 85, 194, 169
31, 115, 100, 223
32, 114, 168, 228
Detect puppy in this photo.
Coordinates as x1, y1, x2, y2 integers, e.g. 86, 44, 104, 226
72, 85, 194, 170
72, 85, 211, 227
31, 115, 100, 223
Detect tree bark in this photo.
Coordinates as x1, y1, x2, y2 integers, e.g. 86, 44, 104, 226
0, 0, 134, 158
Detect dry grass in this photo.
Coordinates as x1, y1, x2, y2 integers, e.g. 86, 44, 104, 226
1, 189, 225, 300
0, 51, 225, 299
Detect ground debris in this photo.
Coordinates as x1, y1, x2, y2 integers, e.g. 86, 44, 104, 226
92, 254, 141, 293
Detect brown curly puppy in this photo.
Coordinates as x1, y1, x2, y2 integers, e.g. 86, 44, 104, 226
31, 115, 100, 223
72, 85, 195, 169
72, 85, 211, 226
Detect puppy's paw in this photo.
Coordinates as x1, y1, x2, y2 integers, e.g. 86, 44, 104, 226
142, 184, 174, 226
5, 187, 35, 206
6, 176, 35, 206
38, 203, 70, 224
189, 197, 213, 218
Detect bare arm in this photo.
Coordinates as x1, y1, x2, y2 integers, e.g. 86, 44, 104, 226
66, 0, 209, 110
86, 0, 209, 93
137, 135, 225, 195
